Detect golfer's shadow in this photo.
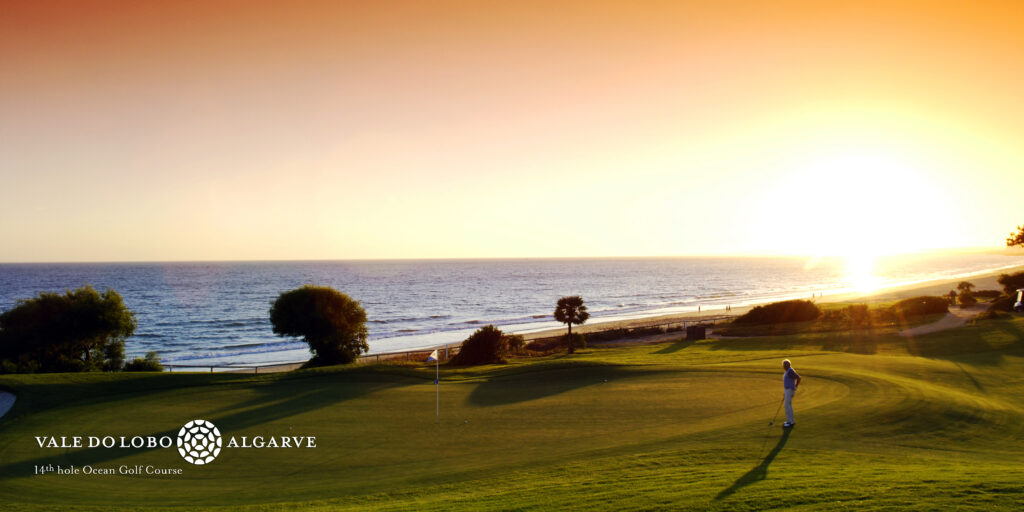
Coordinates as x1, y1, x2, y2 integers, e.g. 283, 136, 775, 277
715, 428, 792, 500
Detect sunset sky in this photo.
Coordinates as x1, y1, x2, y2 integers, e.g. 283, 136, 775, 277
2, 1, 1022, 262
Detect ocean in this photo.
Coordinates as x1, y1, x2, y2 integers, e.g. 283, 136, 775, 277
1, 253, 1021, 366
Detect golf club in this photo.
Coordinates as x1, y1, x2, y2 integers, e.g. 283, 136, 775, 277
768, 396, 784, 426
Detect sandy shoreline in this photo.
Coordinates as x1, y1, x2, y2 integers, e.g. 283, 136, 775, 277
232, 264, 1024, 373
515, 265, 1024, 340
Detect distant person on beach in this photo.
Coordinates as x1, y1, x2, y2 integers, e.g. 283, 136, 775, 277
782, 359, 801, 428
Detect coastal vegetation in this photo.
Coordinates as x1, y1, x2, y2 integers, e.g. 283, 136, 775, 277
269, 285, 368, 367
0, 285, 135, 374
720, 296, 950, 337
449, 325, 511, 365
997, 271, 1024, 295
1007, 225, 1024, 248
124, 351, 164, 372
732, 299, 821, 325
1, 312, 1023, 510
553, 295, 590, 354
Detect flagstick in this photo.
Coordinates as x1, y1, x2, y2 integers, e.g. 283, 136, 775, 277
435, 356, 439, 422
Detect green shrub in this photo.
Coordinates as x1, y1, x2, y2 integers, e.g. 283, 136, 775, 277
846, 304, 871, 326
733, 300, 821, 325
567, 333, 586, 350
890, 296, 949, 317
988, 295, 1015, 312
973, 310, 1004, 321
124, 351, 164, 372
822, 304, 871, 326
450, 325, 508, 365
973, 289, 1002, 299
505, 334, 526, 354
997, 272, 1024, 296
958, 291, 978, 307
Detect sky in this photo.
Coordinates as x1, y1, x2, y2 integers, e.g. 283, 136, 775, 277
2, 0, 1023, 262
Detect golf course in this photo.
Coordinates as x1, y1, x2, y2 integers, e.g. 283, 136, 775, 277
1, 311, 1023, 510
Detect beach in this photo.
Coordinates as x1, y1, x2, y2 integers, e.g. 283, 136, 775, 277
223, 264, 1024, 373
516, 265, 1024, 341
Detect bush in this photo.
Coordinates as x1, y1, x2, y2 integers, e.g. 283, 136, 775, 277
988, 295, 1015, 312
972, 289, 1002, 299
505, 334, 526, 354
124, 351, 164, 372
733, 300, 821, 325
270, 285, 368, 367
958, 291, 978, 307
0, 285, 136, 373
997, 272, 1024, 296
845, 304, 871, 326
974, 310, 1005, 321
566, 333, 586, 350
450, 325, 508, 365
890, 296, 949, 317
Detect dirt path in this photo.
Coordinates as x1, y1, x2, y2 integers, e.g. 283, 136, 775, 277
899, 305, 985, 337
0, 391, 15, 419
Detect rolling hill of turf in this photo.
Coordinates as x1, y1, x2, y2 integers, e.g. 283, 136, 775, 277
1, 315, 1023, 511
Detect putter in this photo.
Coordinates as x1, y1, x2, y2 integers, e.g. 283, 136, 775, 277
768, 397, 784, 426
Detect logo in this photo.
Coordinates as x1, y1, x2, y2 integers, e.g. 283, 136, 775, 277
33, 420, 316, 476
176, 419, 222, 465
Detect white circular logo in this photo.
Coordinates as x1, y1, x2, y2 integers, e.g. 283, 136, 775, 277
176, 419, 222, 465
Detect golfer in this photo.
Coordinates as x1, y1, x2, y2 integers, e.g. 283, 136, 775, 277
782, 359, 801, 428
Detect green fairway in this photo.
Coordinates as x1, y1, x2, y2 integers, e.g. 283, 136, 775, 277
1, 317, 1023, 510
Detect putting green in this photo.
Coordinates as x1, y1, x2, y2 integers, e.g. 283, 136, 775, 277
1, 316, 1023, 510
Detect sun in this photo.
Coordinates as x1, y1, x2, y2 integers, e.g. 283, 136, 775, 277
753, 142, 956, 259
846, 251, 882, 293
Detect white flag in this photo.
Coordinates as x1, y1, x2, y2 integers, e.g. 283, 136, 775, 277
426, 350, 438, 362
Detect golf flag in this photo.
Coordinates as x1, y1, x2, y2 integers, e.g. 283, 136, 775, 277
428, 349, 440, 420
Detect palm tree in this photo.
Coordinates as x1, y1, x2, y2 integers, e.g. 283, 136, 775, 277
957, 281, 976, 293
554, 295, 590, 354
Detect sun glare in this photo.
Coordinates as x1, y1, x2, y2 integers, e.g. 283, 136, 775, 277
754, 141, 955, 259
846, 252, 881, 292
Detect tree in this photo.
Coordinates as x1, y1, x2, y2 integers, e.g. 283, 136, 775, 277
957, 281, 976, 293
1007, 225, 1024, 248
0, 285, 136, 373
997, 272, 1024, 296
269, 285, 368, 366
958, 290, 978, 307
450, 325, 509, 365
553, 296, 590, 354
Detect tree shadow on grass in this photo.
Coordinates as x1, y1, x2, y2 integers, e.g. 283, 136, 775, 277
715, 427, 791, 501
0, 370, 413, 480
467, 365, 673, 406
704, 330, 882, 355
902, 318, 1024, 367
653, 339, 694, 354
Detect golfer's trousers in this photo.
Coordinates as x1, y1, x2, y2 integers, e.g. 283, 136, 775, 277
784, 388, 795, 424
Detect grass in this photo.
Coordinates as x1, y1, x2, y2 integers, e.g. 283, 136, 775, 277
1, 315, 1024, 510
